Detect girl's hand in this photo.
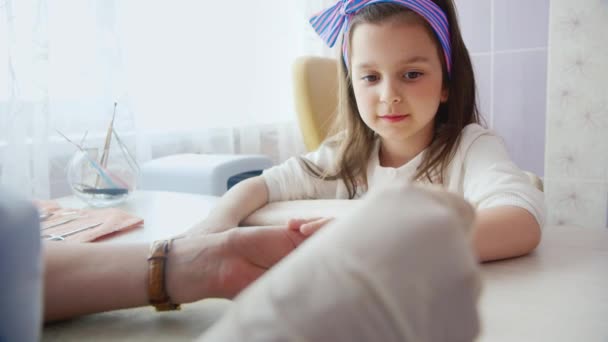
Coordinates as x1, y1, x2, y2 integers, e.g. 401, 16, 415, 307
287, 217, 334, 236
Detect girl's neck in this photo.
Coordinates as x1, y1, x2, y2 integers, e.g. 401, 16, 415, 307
379, 132, 433, 168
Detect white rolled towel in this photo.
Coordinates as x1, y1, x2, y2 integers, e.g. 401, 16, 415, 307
200, 183, 481, 342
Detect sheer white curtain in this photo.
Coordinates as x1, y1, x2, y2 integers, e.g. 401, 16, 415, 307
0, 0, 337, 199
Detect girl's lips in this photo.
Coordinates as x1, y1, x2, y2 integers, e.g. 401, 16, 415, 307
380, 114, 410, 122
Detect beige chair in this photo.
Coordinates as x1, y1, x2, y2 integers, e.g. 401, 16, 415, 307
291, 56, 543, 191
292, 56, 339, 152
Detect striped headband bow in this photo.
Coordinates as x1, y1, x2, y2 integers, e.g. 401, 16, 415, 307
310, 0, 452, 76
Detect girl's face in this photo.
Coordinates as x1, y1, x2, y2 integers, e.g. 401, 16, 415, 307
350, 19, 448, 149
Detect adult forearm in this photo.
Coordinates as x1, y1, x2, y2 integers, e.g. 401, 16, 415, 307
43, 237, 218, 322
42, 225, 303, 322
472, 206, 541, 262
43, 242, 149, 322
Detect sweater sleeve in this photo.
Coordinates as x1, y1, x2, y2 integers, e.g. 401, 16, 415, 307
262, 143, 341, 202
461, 133, 546, 228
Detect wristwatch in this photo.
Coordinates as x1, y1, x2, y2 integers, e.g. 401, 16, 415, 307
147, 239, 181, 311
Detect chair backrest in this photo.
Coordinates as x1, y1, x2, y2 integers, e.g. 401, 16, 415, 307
291, 56, 544, 192
292, 56, 339, 152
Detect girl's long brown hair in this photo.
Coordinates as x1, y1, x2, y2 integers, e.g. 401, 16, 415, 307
300, 0, 482, 198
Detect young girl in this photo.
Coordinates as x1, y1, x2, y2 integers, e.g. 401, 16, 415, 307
192, 0, 545, 262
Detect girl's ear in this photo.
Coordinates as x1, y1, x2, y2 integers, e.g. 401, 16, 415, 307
440, 87, 449, 103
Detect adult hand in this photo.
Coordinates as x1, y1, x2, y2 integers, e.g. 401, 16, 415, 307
167, 225, 308, 303
287, 217, 334, 236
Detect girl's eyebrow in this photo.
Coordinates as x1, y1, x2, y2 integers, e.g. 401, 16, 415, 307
401, 56, 431, 64
354, 56, 431, 69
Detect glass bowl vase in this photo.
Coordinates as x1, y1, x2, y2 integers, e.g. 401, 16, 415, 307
67, 147, 138, 208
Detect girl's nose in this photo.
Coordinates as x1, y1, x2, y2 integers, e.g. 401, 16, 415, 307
380, 82, 402, 104
385, 95, 402, 104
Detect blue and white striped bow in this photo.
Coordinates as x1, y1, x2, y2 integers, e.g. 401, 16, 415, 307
310, 0, 452, 75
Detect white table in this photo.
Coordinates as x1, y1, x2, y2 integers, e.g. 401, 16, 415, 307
56, 190, 219, 243
478, 226, 608, 341
43, 191, 608, 341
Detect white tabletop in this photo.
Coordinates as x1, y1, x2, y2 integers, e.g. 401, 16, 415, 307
43, 191, 608, 341
478, 225, 608, 342
55, 190, 219, 243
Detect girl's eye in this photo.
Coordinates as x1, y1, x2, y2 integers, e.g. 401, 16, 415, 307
361, 75, 378, 82
404, 71, 423, 80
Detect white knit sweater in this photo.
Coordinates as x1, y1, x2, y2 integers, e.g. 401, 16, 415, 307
262, 124, 546, 227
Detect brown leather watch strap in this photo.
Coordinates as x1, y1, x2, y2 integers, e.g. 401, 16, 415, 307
147, 239, 181, 311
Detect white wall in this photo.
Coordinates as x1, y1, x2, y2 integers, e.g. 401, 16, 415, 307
544, 0, 608, 229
